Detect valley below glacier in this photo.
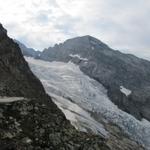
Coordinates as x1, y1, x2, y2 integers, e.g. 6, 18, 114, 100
26, 57, 150, 149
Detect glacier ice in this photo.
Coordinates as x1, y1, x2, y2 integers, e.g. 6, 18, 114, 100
26, 57, 150, 149
50, 93, 108, 137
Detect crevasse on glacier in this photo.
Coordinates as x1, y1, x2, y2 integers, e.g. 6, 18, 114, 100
26, 57, 150, 149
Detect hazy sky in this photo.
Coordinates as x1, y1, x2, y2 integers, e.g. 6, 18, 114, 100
0, 0, 150, 59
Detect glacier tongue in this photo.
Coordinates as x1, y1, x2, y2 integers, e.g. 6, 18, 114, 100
26, 57, 150, 149
50, 93, 108, 137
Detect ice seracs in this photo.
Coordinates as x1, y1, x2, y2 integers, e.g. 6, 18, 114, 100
120, 86, 132, 96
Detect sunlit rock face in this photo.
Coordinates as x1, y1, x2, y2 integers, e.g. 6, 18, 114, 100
33, 35, 150, 122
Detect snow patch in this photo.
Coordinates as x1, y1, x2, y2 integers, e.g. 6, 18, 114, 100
69, 54, 88, 61
91, 46, 95, 50
120, 86, 132, 96
0, 97, 25, 103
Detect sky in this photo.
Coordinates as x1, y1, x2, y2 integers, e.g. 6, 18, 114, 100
0, 0, 150, 59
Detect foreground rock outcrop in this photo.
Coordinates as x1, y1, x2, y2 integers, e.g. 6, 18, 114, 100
0, 98, 110, 150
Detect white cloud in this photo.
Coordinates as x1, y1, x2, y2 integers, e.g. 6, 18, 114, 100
0, 0, 150, 60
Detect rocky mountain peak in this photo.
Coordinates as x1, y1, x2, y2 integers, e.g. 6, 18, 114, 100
62, 35, 110, 50
32, 34, 150, 123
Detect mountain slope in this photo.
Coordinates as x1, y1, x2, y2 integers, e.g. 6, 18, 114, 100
0, 23, 114, 150
39, 35, 150, 121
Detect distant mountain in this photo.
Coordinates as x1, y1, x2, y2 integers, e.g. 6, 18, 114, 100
14, 39, 41, 58
39, 35, 150, 122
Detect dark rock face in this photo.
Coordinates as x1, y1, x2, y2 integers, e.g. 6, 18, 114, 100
0, 24, 143, 150
0, 31, 45, 98
39, 35, 150, 121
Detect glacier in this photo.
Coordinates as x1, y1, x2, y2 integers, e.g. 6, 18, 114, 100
26, 57, 150, 149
